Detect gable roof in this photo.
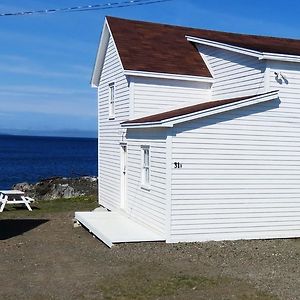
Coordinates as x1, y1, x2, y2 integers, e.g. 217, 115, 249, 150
106, 16, 211, 78
121, 91, 279, 128
106, 16, 300, 79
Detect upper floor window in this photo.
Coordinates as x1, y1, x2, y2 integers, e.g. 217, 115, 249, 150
141, 145, 150, 189
108, 82, 115, 119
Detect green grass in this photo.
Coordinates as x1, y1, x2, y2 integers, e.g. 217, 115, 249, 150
0, 195, 98, 218
97, 271, 278, 300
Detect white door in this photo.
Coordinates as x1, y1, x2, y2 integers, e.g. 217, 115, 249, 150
120, 144, 127, 210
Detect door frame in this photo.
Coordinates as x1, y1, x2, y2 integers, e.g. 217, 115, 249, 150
120, 142, 128, 210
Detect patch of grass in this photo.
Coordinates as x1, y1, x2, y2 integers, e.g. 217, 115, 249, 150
97, 267, 278, 300
0, 195, 98, 218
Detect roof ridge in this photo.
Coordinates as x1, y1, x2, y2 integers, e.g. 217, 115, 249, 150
102, 16, 300, 79
106, 16, 300, 43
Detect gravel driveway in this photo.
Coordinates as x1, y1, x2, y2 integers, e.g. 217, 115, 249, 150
0, 210, 299, 300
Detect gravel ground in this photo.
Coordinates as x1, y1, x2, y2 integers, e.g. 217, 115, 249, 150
0, 211, 299, 300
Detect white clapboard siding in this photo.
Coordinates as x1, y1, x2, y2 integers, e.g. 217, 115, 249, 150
126, 129, 167, 234
198, 45, 266, 99
98, 35, 130, 210
269, 61, 300, 99
170, 64, 300, 242
132, 77, 211, 118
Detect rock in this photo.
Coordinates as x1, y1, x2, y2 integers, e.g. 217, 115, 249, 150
13, 182, 32, 192
12, 176, 98, 201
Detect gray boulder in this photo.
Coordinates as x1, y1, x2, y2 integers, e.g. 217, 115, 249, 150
12, 176, 98, 201
13, 182, 32, 192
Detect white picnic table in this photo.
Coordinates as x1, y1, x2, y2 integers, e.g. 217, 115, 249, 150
0, 190, 34, 212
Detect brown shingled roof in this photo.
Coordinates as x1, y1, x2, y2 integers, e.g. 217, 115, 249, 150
122, 91, 277, 125
107, 16, 300, 78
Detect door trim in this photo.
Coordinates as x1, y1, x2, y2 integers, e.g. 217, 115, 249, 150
120, 143, 127, 210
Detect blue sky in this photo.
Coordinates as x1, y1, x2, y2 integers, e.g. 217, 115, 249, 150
0, 0, 300, 137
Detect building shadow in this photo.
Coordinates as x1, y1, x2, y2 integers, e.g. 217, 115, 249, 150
0, 219, 49, 240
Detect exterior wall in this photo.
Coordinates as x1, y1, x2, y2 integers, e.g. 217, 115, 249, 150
97, 32, 300, 242
198, 45, 266, 99
269, 60, 300, 102
170, 76, 300, 242
131, 77, 211, 118
126, 128, 168, 235
98, 35, 130, 210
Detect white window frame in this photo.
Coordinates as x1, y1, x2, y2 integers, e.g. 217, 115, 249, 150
141, 145, 150, 190
108, 82, 115, 119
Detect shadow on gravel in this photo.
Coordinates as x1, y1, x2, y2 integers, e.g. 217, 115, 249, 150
0, 219, 49, 240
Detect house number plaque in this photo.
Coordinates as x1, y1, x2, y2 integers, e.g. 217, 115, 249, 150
174, 162, 183, 169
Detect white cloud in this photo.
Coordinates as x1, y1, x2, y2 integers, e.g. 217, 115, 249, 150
0, 63, 80, 79
0, 27, 94, 54
0, 54, 28, 62
0, 85, 93, 97
0, 59, 91, 79
0, 96, 96, 117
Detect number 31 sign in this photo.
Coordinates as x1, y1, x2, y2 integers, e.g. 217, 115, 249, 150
174, 162, 183, 169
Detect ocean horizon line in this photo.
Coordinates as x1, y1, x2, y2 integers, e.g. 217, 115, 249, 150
0, 130, 97, 139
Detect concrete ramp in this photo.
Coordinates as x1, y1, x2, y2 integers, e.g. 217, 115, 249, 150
75, 211, 165, 247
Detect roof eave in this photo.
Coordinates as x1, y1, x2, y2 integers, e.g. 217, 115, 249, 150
260, 52, 300, 63
121, 121, 171, 128
91, 18, 110, 88
124, 70, 214, 83
186, 36, 262, 59
91, 17, 126, 87
121, 91, 279, 129
187, 36, 300, 63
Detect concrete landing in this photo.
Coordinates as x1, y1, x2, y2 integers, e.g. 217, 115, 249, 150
75, 211, 165, 247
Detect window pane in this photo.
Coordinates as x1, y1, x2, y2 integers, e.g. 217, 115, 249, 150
109, 83, 115, 117
110, 85, 114, 101
111, 98, 115, 113
145, 167, 149, 184
141, 146, 150, 186
144, 149, 149, 167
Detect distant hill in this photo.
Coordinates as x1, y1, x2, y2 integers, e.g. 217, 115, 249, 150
0, 129, 97, 138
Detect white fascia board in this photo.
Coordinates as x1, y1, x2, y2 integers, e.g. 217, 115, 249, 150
121, 122, 172, 129
186, 36, 262, 59
259, 52, 300, 63
122, 91, 279, 129
187, 35, 300, 63
165, 91, 279, 126
91, 18, 126, 87
124, 70, 214, 83
91, 19, 110, 88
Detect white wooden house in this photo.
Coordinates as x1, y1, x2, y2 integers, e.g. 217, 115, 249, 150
76, 16, 300, 247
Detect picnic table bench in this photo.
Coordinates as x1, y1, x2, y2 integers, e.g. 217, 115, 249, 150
0, 190, 34, 212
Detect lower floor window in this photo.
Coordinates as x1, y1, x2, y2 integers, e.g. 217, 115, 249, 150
141, 145, 150, 188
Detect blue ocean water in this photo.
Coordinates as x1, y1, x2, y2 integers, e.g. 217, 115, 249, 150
0, 135, 97, 189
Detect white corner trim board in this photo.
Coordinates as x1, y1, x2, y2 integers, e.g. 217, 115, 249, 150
124, 70, 214, 83
122, 90, 279, 129
186, 36, 300, 63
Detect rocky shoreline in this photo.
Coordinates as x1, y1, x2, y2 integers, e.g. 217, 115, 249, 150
13, 176, 98, 200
